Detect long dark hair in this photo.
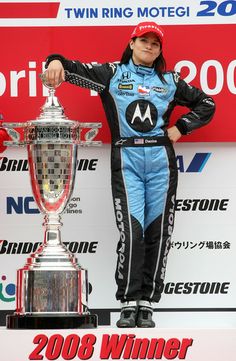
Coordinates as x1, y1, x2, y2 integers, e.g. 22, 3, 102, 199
120, 38, 167, 84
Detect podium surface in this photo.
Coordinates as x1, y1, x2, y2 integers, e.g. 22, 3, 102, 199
1, 326, 236, 361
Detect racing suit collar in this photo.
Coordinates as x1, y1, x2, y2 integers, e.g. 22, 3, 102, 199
128, 59, 155, 76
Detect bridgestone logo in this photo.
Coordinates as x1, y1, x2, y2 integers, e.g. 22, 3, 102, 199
0, 157, 98, 171
163, 282, 230, 294
0, 240, 98, 254
175, 199, 229, 211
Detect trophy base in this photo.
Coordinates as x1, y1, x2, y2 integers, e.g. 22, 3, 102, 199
6, 313, 98, 329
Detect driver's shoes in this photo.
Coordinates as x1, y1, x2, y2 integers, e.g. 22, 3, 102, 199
116, 301, 137, 328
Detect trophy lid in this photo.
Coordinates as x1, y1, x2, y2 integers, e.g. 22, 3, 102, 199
34, 88, 74, 125
1, 74, 102, 146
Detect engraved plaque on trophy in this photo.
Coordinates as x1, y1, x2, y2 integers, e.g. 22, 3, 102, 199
1, 82, 101, 329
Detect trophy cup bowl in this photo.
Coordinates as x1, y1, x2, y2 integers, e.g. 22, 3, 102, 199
2, 83, 101, 329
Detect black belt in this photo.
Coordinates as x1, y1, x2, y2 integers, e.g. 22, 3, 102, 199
113, 136, 171, 147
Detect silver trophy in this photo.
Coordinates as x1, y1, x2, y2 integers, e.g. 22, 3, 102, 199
1, 81, 101, 329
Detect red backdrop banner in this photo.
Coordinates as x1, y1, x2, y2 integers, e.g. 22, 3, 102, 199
0, 25, 235, 142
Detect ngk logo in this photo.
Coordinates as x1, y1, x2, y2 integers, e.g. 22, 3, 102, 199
6, 196, 39, 214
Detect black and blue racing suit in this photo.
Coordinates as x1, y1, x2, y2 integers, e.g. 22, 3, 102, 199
45, 55, 215, 302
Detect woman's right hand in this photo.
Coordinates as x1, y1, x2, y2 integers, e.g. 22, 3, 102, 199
44, 60, 65, 88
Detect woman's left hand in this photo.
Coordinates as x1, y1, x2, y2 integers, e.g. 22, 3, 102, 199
167, 126, 182, 143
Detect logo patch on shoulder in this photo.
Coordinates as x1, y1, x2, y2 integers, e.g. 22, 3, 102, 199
152, 86, 168, 95
138, 85, 150, 96
118, 84, 133, 90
